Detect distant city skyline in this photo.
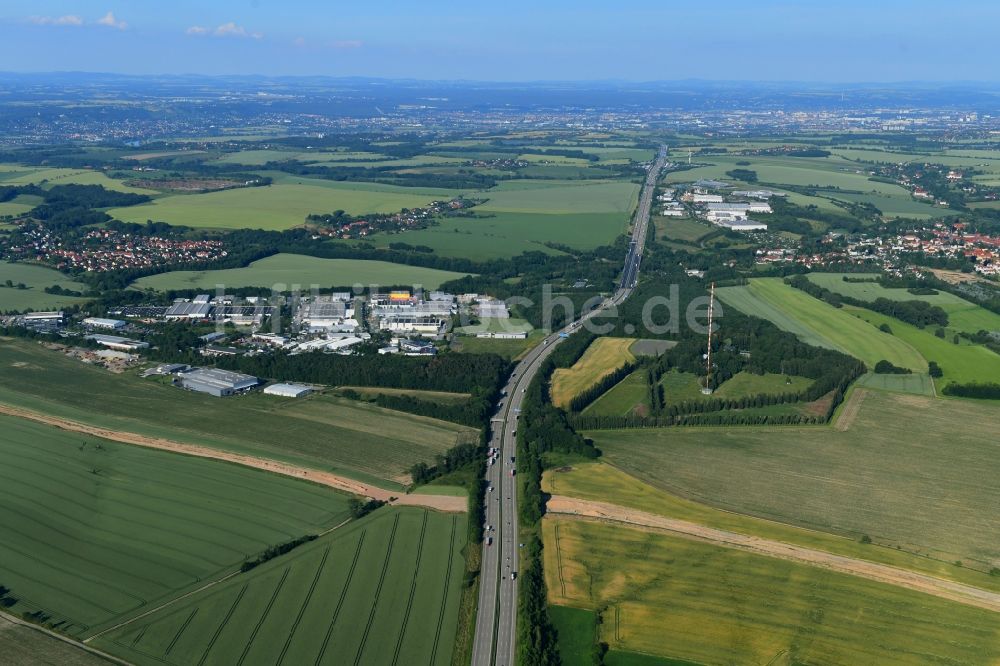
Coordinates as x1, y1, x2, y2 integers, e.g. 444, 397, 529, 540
2, 1, 1000, 82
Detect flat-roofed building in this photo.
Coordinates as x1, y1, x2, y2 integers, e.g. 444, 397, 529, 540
82, 317, 127, 330
177, 368, 258, 397
164, 302, 213, 320
86, 334, 149, 351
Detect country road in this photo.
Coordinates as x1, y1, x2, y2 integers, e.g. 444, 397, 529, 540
471, 146, 668, 666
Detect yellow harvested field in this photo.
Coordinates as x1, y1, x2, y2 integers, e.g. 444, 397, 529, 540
550, 337, 635, 409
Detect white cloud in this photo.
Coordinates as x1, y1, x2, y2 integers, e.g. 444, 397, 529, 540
27, 15, 83, 26
186, 25, 208, 35
331, 40, 363, 49
96, 11, 127, 30
213, 22, 262, 39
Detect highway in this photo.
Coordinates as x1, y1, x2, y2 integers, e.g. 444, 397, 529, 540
471, 146, 667, 666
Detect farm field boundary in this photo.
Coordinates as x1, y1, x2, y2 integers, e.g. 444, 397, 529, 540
0, 403, 464, 511
545, 496, 1000, 613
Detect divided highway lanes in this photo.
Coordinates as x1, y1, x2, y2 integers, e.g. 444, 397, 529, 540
471, 146, 667, 666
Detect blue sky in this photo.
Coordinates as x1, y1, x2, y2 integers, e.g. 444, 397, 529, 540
1, 1, 998, 81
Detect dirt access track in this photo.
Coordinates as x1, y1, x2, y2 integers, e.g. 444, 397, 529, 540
546, 495, 1000, 614
0, 403, 466, 513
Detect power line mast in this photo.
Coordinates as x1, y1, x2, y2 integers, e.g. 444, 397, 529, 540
701, 282, 716, 395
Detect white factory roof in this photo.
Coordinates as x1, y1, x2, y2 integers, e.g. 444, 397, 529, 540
178, 367, 258, 390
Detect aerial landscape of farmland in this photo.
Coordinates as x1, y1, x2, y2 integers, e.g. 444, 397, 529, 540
3, 4, 1000, 664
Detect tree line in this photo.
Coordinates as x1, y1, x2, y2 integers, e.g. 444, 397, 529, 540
786, 274, 949, 328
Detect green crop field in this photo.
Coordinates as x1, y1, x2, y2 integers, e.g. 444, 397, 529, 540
0, 614, 110, 666
713, 371, 812, 397
549, 605, 598, 666
108, 178, 460, 230
0, 340, 477, 487
583, 369, 650, 417
211, 149, 387, 166
551, 337, 636, 409
543, 462, 1000, 592
0, 414, 352, 638
478, 179, 639, 215
652, 216, 713, 244
94, 507, 467, 666
854, 370, 935, 395
591, 389, 1000, 564
846, 306, 1000, 388
0, 194, 43, 218
806, 272, 1000, 334
0, 261, 89, 312
0, 166, 157, 195
716, 278, 926, 371
543, 519, 1000, 666
131, 253, 471, 291
364, 211, 622, 259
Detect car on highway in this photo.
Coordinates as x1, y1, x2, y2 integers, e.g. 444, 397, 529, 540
511, 572, 517, 580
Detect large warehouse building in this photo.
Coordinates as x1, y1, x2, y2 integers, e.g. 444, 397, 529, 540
177, 368, 259, 397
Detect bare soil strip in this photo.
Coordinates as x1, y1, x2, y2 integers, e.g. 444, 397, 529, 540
546, 495, 1000, 614
0, 403, 465, 512
834, 387, 867, 431
0, 610, 130, 664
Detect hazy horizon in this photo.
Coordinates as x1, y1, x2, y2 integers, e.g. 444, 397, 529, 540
4, 1, 1000, 82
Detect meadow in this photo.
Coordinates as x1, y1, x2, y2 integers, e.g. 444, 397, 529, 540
582, 369, 650, 417
0, 194, 43, 218
0, 165, 157, 195
846, 305, 1000, 388
652, 216, 715, 245
806, 272, 1000, 334
716, 278, 926, 371
94, 507, 467, 666
0, 340, 477, 487
364, 212, 621, 260
543, 519, 1000, 665
583, 370, 813, 418
550, 337, 636, 409
0, 261, 89, 312
591, 389, 1000, 565
108, 177, 461, 230
131, 253, 471, 291
451, 330, 545, 360
0, 415, 352, 638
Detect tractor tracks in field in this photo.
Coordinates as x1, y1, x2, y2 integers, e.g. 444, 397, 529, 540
546, 495, 1000, 615
0, 402, 465, 512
